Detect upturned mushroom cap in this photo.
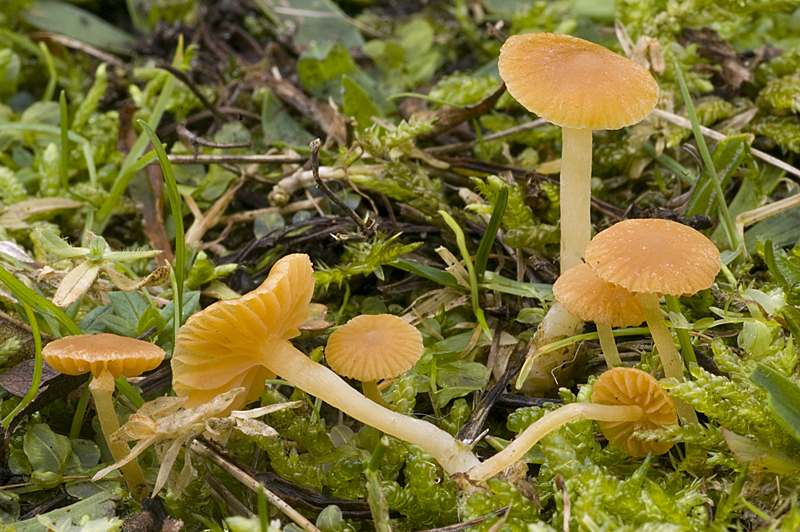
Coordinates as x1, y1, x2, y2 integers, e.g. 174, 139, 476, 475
553, 264, 644, 328
43, 333, 165, 379
584, 219, 721, 296
172, 253, 315, 409
591, 367, 678, 457
498, 33, 659, 130
326, 314, 423, 382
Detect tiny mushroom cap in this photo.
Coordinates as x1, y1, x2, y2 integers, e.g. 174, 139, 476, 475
584, 218, 721, 297
43, 333, 165, 379
592, 367, 678, 457
553, 264, 644, 328
498, 33, 659, 130
326, 314, 423, 382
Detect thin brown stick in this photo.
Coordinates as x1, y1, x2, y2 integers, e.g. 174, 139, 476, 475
309, 139, 376, 241
425, 119, 548, 154
164, 154, 306, 165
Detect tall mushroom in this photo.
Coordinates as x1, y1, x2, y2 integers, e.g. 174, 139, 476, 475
584, 218, 721, 421
553, 263, 644, 368
467, 367, 677, 482
171, 254, 480, 475
498, 33, 660, 367
42, 334, 165, 500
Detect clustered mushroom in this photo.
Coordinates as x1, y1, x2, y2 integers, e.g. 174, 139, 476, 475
584, 218, 720, 421
42, 333, 165, 500
553, 263, 645, 369
498, 32, 660, 383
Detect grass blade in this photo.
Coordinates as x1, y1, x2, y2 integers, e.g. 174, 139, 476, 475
673, 60, 739, 250
440, 211, 492, 340
475, 185, 507, 283
0, 265, 81, 336
139, 121, 185, 342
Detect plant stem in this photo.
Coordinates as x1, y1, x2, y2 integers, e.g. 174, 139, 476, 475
90, 371, 149, 500
467, 402, 643, 482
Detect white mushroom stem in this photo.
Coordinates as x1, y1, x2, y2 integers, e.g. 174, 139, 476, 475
90, 371, 149, 500
264, 341, 481, 475
597, 323, 622, 368
639, 293, 698, 423
467, 402, 643, 482
560, 127, 593, 273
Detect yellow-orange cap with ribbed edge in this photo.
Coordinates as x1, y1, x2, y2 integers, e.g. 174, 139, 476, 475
553, 263, 644, 328
584, 218, 721, 297
326, 314, 423, 382
498, 33, 659, 130
42, 333, 165, 379
591, 367, 678, 457
172, 253, 315, 410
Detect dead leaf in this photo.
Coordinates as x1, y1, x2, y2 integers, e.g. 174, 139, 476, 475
407, 83, 506, 138
52, 260, 101, 307
104, 265, 171, 291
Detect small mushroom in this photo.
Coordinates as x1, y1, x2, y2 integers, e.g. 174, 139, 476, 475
584, 218, 720, 421
553, 263, 644, 368
466, 367, 677, 482
172, 254, 480, 475
42, 333, 165, 500
325, 314, 424, 406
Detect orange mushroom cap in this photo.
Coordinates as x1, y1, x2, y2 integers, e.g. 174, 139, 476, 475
172, 253, 315, 410
42, 333, 165, 379
553, 264, 644, 328
326, 314, 423, 382
591, 367, 678, 457
498, 33, 659, 130
584, 219, 721, 296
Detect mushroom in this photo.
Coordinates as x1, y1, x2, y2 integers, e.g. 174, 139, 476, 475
325, 314, 424, 406
466, 367, 677, 482
584, 218, 721, 420
171, 254, 480, 475
498, 33, 659, 274
42, 333, 166, 500
552, 263, 644, 368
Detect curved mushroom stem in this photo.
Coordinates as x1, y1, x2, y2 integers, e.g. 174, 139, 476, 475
90, 371, 149, 500
597, 323, 622, 368
639, 293, 698, 423
264, 341, 481, 475
466, 402, 643, 482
